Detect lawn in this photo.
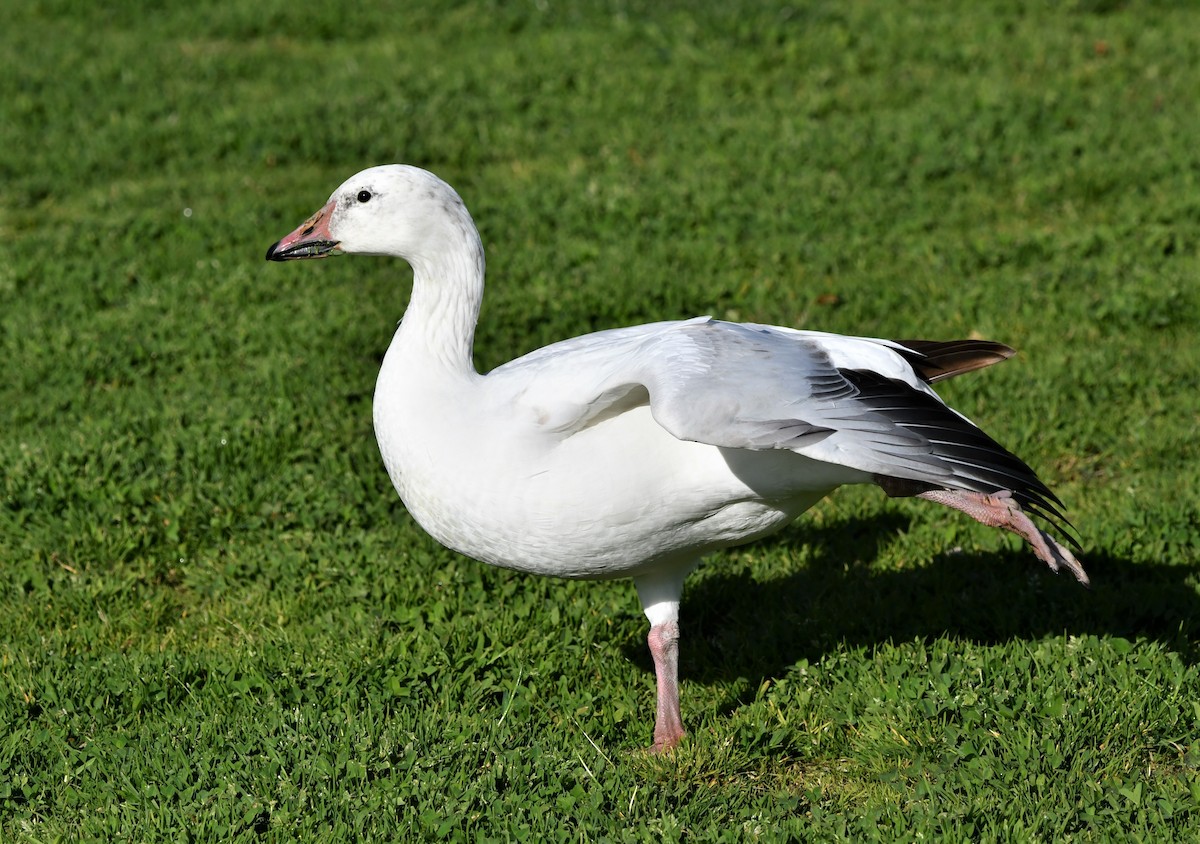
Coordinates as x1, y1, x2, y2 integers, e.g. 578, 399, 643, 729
3, 0, 1200, 840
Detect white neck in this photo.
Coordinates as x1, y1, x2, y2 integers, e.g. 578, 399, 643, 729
391, 212, 486, 376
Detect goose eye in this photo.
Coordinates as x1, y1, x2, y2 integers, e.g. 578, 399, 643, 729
357, 190, 372, 203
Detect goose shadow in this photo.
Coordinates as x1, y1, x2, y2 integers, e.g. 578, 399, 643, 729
621, 511, 1200, 691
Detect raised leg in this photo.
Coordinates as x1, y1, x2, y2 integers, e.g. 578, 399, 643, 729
916, 488, 1089, 586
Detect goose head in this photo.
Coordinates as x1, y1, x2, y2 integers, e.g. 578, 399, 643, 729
265, 164, 480, 267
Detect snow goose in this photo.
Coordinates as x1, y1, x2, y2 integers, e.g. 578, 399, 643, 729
266, 165, 1087, 752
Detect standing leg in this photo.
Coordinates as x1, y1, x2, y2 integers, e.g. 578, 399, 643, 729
647, 621, 683, 752
634, 566, 692, 753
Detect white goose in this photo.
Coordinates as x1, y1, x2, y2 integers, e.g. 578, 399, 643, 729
266, 165, 1087, 752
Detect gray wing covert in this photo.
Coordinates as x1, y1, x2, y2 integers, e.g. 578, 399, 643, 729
635, 320, 1071, 534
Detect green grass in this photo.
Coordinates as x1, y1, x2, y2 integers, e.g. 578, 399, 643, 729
3, 0, 1200, 839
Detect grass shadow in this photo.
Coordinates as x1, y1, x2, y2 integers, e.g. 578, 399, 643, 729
622, 512, 1200, 692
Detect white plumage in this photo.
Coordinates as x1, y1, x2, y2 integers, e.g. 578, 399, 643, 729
267, 165, 1086, 751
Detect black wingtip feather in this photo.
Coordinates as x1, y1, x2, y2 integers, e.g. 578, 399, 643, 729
840, 368, 1079, 548
893, 339, 1016, 383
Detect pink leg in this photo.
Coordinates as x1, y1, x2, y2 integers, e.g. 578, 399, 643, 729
917, 489, 1089, 586
647, 621, 685, 753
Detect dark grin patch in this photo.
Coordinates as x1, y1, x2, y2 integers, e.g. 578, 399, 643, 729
265, 238, 339, 261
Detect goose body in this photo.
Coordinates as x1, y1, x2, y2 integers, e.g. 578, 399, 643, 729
267, 165, 1086, 751
377, 317, 910, 580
